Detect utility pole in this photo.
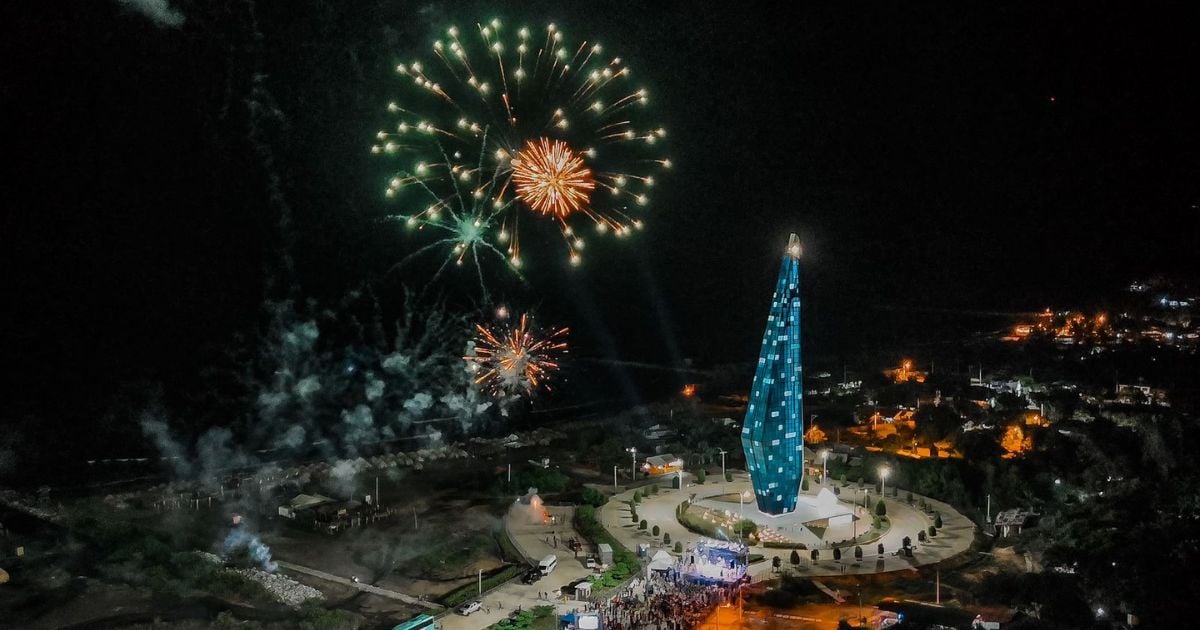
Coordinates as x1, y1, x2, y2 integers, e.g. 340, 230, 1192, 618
507, 462, 512, 484
986, 494, 992, 524
478, 568, 483, 594
412, 506, 418, 530
936, 570, 941, 604
613, 465, 619, 490
375, 477, 380, 509
718, 449, 727, 484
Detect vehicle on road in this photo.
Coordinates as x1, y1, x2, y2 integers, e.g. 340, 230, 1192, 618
538, 554, 558, 576
458, 601, 482, 616
522, 569, 543, 584
393, 613, 438, 630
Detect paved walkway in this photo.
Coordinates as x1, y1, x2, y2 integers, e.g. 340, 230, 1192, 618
276, 560, 442, 610
597, 472, 974, 578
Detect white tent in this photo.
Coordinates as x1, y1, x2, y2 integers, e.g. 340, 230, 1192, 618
647, 549, 674, 573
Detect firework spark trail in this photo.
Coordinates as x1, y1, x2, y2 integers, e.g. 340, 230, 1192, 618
465, 313, 568, 396
373, 18, 670, 278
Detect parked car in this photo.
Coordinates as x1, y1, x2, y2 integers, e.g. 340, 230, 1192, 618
585, 556, 597, 569
522, 569, 543, 584
458, 601, 482, 616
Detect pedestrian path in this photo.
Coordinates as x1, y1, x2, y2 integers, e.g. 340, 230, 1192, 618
276, 560, 442, 610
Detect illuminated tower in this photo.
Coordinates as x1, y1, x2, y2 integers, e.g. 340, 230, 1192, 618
741, 234, 805, 515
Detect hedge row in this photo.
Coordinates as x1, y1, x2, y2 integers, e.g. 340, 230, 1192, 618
441, 564, 526, 607
762, 540, 808, 550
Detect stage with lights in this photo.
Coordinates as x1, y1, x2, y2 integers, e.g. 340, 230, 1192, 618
677, 538, 749, 584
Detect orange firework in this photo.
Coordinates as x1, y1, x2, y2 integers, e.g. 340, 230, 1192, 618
466, 313, 568, 395
512, 138, 595, 218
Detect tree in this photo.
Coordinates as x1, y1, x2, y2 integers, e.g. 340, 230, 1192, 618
833, 547, 842, 561
928, 525, 937, 537
790, 550, 801, 565
875, 499, 887, 517
934, 512, 943, 528
633, 490, 642, 504
639, 519, 648, 530
696, 469, 706, 483
854, 546, 863, 562
663, 533, 671, 545
674, 542, 683, 553
801, 477, 810, 491
581, 487, 609, 507
652, 525, 660, 536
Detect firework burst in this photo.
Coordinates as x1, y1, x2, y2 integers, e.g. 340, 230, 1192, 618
373, 19, 669, 273
465, 313, 568, 396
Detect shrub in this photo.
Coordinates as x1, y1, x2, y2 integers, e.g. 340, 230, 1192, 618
674, 542, 683, 553
934, 512, 943, 528
789, 550, 800, 565
633, 491, 642, 504
733, 519, 758, 537
649, 484, 659, 495
696, 469, 706, 483
810, 549, 819, 561
639, 519, 648, 530
854, 546, 863, 561
630, 510, 638, 523
663, 533, 671, 545
833, 548, 842, 561
928, 525, 937, 537
747, 554, 765, 564
801, 477, 809, 491
672, 476, 681, 489
581, 487, 609, 507
833, 486, 841, 495
906, 491, 914, 504
763, 541, 807, 550
917, 530, 927, 542
725, 472, 733, 482
773, 556, 782, 569
877, 543, 885, 556
652, 525, 660, 536
875, 499, 887, 517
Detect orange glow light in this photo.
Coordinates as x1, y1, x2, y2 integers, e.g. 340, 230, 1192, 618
511, 137, 595, 218
682, 384, 696, 397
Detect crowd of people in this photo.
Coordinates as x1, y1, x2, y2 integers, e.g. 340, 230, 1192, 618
593, 572, 742, 630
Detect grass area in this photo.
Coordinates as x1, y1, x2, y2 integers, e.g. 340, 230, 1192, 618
573, 505, 639, 594
393, 530, 498, 580
676, 506, 724, 539
490, 605, 555, 630
440, 564, 525, 608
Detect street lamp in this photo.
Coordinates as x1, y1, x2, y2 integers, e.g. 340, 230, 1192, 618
613, 465, 619, 490
820, 449, 830, 486
627, 447, 638, 480
879, 465, 891, 498
718, 448, 728, 484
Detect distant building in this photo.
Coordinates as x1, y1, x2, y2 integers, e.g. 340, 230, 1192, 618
642, 454, 683, 476
994, 509, 1038, 537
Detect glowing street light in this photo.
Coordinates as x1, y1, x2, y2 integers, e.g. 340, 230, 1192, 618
627, 447, 637, 480
879, 465, 891, 498
820, 449, 830, 486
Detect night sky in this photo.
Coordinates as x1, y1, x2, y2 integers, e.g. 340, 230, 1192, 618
4, 2, 1199, 459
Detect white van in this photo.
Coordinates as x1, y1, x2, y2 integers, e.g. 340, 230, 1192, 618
538, 554, 558, 576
